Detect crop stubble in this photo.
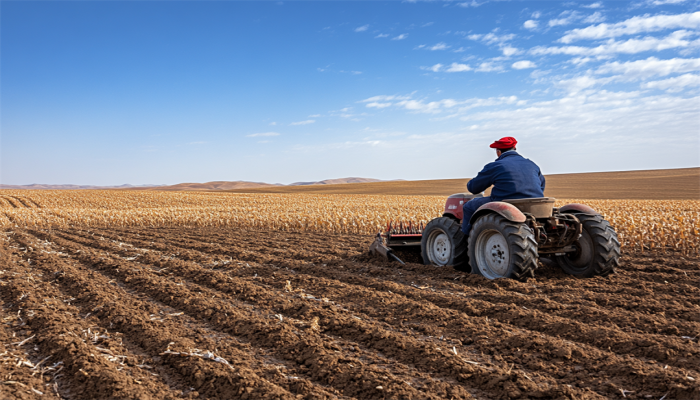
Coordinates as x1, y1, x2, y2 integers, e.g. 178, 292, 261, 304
1, 226, 698, 400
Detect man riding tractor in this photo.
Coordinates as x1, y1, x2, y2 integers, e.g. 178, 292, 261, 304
462, 136, 545, 238
372, 136, 619, 280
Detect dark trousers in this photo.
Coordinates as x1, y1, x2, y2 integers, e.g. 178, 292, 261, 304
462, 196, 492, 237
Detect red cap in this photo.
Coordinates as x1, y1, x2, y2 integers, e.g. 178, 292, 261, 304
489, 137, 517, 149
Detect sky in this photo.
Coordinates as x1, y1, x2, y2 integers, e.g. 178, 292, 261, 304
1, 0, 699, 186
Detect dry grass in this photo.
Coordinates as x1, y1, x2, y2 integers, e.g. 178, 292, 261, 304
1, 190, 697, 255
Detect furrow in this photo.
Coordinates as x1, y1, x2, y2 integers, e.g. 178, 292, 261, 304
1, 236, 177, 400
13, 231, 303, 400
37, 230, 478, 400
95, 227, 700, 368
55, 229, 639, 399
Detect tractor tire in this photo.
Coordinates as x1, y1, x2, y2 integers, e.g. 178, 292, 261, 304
468, 213, 537, 280
421, 217, 470, 271
555, 213, 620, 277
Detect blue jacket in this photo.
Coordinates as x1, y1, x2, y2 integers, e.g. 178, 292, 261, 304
467, 151, 545, 201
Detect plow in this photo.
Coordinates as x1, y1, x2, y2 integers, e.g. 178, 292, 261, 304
370, 193, 621, 280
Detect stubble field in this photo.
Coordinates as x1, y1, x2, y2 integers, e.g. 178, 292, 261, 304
1, 190, 698, 399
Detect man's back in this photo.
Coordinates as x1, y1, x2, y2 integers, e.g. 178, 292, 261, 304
467, 151, 545, 201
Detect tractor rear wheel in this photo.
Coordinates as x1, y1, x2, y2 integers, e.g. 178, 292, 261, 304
555, 214, 620, 277
421, 217, 469, 271
468, 213, 537, 280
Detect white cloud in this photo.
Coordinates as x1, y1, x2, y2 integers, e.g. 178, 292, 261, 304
476, 62, 504, 72
367, 94, 519, 115
569, 57, 595, 65
458, 0, 486, 7
360, 94, 412, 102
512, 60, 537, 69
502, 45, 521, 56
392, 34, 409, 40
549, 11, 582, 27
531, 30, 699, 56
289, 120, 315, 126
583, 12, 605, 24
532, 11, 542, 19
421, 63, 444, 72
555, 75, 608, 93
355, 25, 369, 32
428, 42, 450, 50
595, 56, 700, 79
366, 102, 393, 108
446, 63, 472, 72
524, 20, 539, 30
467, 32, 515, 45
642, 73, 700, 91
559, 11, 700, 43
649, 0, 688, 5
375, 33, 390, 38
582, 2, 603, 8
247, 132, 280, 137
269, 122, 277, 126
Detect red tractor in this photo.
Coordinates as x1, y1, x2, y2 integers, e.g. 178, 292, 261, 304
370, 194, 620, 280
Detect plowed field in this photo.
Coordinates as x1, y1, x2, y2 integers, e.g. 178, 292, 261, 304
1, 227, 698, 400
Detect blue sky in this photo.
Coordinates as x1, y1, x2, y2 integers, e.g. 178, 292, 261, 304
2, 0, 698, 185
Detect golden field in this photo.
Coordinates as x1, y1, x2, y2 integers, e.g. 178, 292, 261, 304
1, 190, 698, 255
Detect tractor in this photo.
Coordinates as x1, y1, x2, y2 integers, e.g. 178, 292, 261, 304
370, 194, 621, 280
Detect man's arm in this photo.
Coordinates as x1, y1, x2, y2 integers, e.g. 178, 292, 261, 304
467, 163, 496, 194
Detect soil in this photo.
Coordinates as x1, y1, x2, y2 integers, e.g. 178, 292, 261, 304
1, 226, 698, 399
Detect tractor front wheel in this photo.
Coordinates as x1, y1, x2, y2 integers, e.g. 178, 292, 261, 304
421, 217, 469, 271
468, 213, 538, 280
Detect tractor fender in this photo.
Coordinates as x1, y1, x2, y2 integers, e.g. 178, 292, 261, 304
470, 201, 526, 224
559, 203, 599, 215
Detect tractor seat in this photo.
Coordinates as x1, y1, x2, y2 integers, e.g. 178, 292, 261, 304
502, 197, 556, 218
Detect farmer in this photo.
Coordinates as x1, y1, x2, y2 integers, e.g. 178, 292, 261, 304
462, 137, 546, 237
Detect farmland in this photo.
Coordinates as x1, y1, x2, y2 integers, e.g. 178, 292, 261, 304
0, 191, 698, 254
1, 190, 699, 399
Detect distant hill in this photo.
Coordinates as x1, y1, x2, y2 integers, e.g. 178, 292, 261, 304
223, 168, 700, 200
151, 181, 280, 191
290, 177, 383, 186
0, 183, 163, 190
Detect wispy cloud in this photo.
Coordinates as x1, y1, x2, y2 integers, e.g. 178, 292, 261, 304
355, 24, 369, 32
247, 132, 280, 137
524, 20, 539, 30
467, 31, 515, 45
549, 10, 583, 27
582, 2, 603, 8
648, 0, 688, 5
416, 42, 450, 50
375, 33, 390, 38
392, 33, 409, 40
475, 62, 504, 72
289, 120, 315, 126
642, 73, 700, 92
512, 60, 537, 69
531, 30, 699, 56
559, 11, 700, 43
595, 56, 700, 79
